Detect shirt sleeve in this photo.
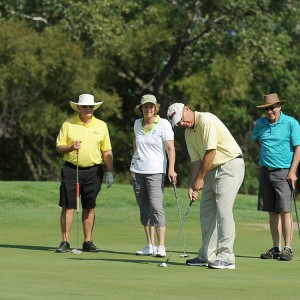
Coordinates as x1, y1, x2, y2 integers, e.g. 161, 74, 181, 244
161, 119, 174, 141
100, 123, 112, 152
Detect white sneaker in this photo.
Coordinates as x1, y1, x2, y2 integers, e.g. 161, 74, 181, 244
136, 245, 154, 256
152, 246, 158, 256
156, 246, 166, 257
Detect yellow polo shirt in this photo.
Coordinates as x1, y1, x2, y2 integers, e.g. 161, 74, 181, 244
56, 115, 112, 167
185, 112, 242, 170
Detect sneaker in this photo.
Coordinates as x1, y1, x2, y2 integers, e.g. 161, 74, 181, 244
208, 260, 235, 269
186, 257, 208, 267
82, 241, 100, 252
156, 246, 166, 257
279, 247, 293, 261
152, 246, 158, 256
55, 241, 70, 253
260, 247, 280, 259
136, 245, 154, 256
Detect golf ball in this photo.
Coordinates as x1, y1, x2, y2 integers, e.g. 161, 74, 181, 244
159, 262, 168, 267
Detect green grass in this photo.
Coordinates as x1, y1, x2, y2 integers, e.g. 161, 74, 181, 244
0, 181, 299, 299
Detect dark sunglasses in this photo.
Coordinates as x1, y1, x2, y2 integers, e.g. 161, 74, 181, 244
264, 103, 279, 111
81, 105, 94, 108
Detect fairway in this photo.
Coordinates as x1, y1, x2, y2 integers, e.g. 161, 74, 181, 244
0, 182, 299, 300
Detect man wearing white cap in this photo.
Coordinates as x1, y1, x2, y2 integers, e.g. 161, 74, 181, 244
167, 103, 245, 269
55, 94, 113, 253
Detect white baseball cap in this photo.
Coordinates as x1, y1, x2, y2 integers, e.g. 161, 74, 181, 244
167, 103, 184, 127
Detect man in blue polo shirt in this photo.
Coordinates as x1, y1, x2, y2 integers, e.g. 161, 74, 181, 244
252, 93, 300, 261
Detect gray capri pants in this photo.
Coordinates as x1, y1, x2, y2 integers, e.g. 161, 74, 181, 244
131, 172, 166, 227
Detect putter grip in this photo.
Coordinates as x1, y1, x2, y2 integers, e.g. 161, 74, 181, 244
76, 182, 80, 213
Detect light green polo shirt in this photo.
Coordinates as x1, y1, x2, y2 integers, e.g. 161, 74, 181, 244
56, 114, 112, 167
185, 112, 242, 169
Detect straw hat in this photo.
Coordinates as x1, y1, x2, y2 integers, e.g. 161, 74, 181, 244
70, 94, 103, 112
256, 93, 287, 108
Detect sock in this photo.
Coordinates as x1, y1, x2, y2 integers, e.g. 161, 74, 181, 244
273, 246, 280, 252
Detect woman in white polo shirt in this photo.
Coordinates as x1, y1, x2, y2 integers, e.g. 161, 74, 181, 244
130, 94, 177, 257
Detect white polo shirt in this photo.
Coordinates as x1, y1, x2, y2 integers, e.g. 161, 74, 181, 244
130, 116, 174, 174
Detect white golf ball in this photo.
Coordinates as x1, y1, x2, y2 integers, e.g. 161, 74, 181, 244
160, 262, 168, 267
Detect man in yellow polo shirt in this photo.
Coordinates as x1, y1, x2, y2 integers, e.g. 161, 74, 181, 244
167, 103, 245, 269
55, 94, 113, 253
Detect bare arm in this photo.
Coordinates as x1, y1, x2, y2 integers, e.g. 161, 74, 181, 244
164, 140, 177, 183
56, 140, 81, 154
288, 145, 300, 189
132, 135, 136, 151
194, 149, 216, 188
254, 141, 261, 153
102, 149, 113, 173
188, 159, 202, 202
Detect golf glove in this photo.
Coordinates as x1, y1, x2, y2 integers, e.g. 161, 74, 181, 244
106, 172, 113, 188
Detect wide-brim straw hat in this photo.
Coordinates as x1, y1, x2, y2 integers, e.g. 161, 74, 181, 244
256, 93, 287, 108
70, 94, 103, 112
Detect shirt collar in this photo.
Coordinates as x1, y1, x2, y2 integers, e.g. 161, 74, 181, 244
76, 114, 95, 126
141, 115, 160, 134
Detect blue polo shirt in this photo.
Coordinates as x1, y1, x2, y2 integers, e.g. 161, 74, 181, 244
252, 112, 300, 168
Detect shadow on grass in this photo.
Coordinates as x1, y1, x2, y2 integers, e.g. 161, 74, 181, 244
67, 256, 185, 267
0, 244, 55, 251
236, 254, 260, 259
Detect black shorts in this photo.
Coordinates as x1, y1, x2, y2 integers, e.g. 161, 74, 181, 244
59, 163, 104, 209
258, 167, 292, 213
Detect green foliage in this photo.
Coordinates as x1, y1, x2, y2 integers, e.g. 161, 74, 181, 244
0, 0, 299, 195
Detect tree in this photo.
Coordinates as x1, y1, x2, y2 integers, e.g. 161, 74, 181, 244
0, 20, 121, 180
0, 1, 299, 194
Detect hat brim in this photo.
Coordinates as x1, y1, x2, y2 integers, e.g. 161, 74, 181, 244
69, 101, 103, 112
137, 101, 157, 109
256, 100, 286, 108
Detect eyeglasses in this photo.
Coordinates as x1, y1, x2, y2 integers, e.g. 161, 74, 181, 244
81, 105, 94, 108
264, 104, 279, 111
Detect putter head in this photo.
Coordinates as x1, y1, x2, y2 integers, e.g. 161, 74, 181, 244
71, 248, 82, 254
158, 262, 168, 267
180, 254, 189, 258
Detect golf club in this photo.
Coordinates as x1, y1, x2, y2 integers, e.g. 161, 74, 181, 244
173, 182, 188, 258
292, 188, 300, 238
158, 201, 193, 267
71, 150, 82, 254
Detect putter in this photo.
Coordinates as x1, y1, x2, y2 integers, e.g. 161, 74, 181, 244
292, 189, 300, 238
158, 201, 193, 267
173, 182, 188, 258
71, 150, 82, 254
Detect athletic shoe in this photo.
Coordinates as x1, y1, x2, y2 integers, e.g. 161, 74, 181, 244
82, 241, 100, 252
156, 246, 166, 257
186, 257, 208, 267
208, 260, 235, 270
279, 247, 293, 261
260, 247, 281, 259
55, 241, 70, 253
136, 245, 155, 255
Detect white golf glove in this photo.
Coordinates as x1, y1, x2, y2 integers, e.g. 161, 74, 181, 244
106, 172, 113, 188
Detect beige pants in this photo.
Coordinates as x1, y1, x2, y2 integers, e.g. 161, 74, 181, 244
198, 157, 245, 264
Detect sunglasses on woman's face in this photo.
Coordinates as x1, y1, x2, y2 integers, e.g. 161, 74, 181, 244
264, 104, 279, 112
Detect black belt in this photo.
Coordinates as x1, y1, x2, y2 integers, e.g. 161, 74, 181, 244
235, 154, 243, 159
64, 162, 100, 170
262, 166, 288, 172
